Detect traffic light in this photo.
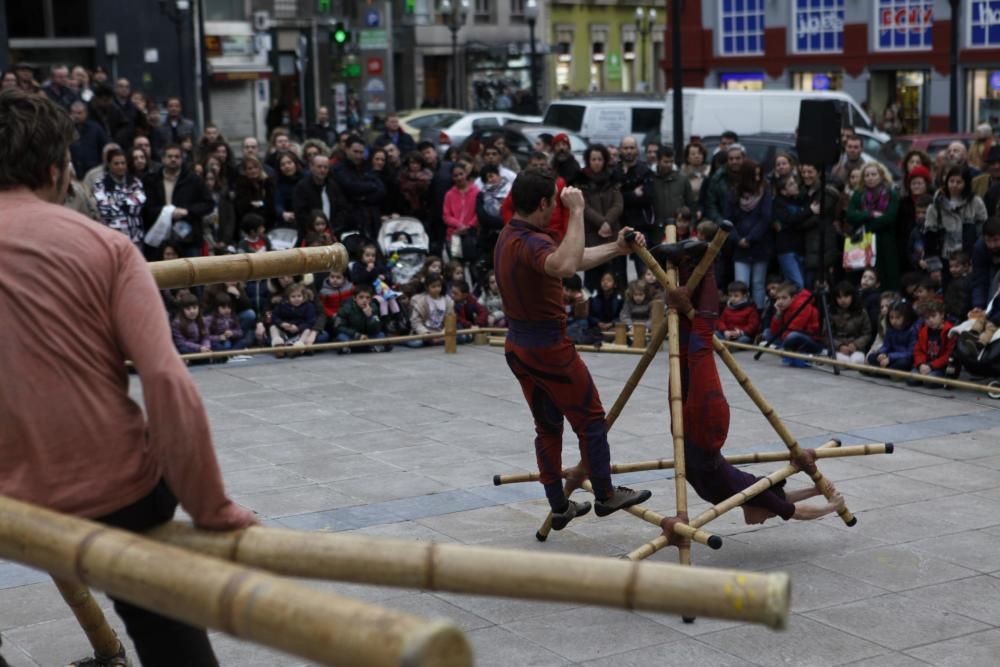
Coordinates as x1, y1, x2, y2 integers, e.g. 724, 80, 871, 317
332, 22, 350, 46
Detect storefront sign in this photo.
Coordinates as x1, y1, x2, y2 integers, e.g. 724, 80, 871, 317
793, 0, 844, 53
812, 73, 831, 90
606, 53, 622, 81
876, 0, 933, 50
359, 29, 388, 50
970, 1, 1000, 47
990, 70, 1000, 91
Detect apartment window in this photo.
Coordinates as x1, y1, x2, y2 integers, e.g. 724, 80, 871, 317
968, 1, 1000, 48
7, 0, 90, 38
875, 0, 933, 51
474, 0, 495, 24
792, 0, 844, 54
718, 0, 765, 56
510, 0, 526, 23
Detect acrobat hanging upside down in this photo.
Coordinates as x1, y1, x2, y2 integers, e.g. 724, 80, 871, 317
651, 239, 846, 524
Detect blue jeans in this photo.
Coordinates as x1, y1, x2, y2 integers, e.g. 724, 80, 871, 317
715, 331, 753, 344
734, 260, 768, 310
781, 331, 823, 354
776, 253, 804, 290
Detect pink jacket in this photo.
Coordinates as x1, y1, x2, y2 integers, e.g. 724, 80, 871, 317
443, 184, 480, 240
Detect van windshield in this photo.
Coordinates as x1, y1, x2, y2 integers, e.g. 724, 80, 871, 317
543, 104, 585, 132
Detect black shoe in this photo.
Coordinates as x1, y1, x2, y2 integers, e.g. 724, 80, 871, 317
594, 486, 652, 517
551, 499, 592, 530
649, 239, 708, 267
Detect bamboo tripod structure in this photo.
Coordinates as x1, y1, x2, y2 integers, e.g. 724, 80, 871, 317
0, 495, 473, 667
147, 522, 791, 628
493, 225, 892, 609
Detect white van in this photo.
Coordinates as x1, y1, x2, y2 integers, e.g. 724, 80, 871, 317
659, 88, 885, 146
542, 98, 663, 147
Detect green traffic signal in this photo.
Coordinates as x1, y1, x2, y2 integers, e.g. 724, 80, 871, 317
333, 22, 349, 45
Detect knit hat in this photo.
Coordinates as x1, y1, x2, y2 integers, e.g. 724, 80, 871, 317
906, 164, 931, 186
552, 132, 570, 147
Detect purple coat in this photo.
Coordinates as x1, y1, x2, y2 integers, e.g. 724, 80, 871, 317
171, 318, 210, 353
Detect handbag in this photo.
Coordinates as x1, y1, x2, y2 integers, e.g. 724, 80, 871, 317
843, 227, 876, 270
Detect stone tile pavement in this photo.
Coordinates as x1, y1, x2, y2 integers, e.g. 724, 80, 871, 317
3, 344, 1000, 666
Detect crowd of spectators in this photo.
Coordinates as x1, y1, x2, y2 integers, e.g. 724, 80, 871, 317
4, 62, 999, 377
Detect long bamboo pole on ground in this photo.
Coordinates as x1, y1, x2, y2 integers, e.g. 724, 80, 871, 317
150, 245, 349, 289
491, 442, 892, 485
0, 496, 472, 667
725, 340, 1000, 396
147, 522, 789, 629
52, 577, 124, 662
712, 338, 857, 526
625, 441, 845, 561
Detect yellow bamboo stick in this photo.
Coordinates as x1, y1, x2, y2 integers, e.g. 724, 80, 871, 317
52, 578, 124, 663
150, 245, 348, 289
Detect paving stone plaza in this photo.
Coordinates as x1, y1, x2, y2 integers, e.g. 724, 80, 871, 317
3, 344, 1000, 666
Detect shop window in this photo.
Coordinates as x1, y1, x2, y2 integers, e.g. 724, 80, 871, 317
792, 0, 844, 54
718, 0, 765, 57
791, 71, 843, 91
719, 72, 765, 90
968, 1, 1000, 48
875, 0, 933, 51
7, 0, 90, 38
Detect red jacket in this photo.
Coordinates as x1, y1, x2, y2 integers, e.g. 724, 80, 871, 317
769, 290, 820, 340
717, 300, 760, 338
501, 176, 569, 241
454, 294, 488, 328
913, 321, 955, 370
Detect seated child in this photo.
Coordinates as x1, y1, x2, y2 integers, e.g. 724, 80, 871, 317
171, 293, 210, 355
270, 282, 318, 349
304, 210, 335, 247
588, 271, 624, 332
349, 242, 401, 318
716, 280, 760, 343
758, 274, 784, 336
450, 279, 487, 337
764, 282, 822, 365
943, 251, 971, 323
829, 281, 873, 364
866, 300, 917, 371
477, 270, 507, 328
675, 206, 694, 241
408, 273, 454, 347
237, 213, 272, 254
620, 279, 653, 329
642, 267, 666, 302
859, 268, 882, 340
333, 284, 388, 352
562, 274, 590, 342
909, 300, 955, 385
869, 290, 901, 353
204, 293, 245, 352
913, 276, 944, 318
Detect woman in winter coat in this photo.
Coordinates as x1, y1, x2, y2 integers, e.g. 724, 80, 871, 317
726, 160, 773, 309
846, 162, 901, 289
579, 144, 624, 291
93, 147, 147, 249
233, 155, 277, 230
923, 165, 988, 260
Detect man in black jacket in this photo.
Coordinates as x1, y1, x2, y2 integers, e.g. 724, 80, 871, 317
419, 140, 453, 257
373, 114, 416, 156
142, 144, 214, 258
332, 135, 386, 242
617, 136, 655, 275
293, 153, 346, 242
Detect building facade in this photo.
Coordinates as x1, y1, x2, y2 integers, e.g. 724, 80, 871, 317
548, 0, 664, 95
666, 0, 1000, 133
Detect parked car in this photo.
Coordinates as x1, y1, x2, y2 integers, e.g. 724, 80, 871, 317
893, 133, 976, 159
425, 112, 543, 152
699, 133, 902, 182
456, 124, 587, 169
397, 108, 464, 140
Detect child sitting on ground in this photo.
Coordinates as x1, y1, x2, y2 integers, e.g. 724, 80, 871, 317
333, 284, 388, 352
943, 251, 972, 323
562, 274, 590, 342
304, 210, 335, 247
866, 300, 917, 371
205, 293, 245, 352
764, 282, 822, 365
859, 268, 882, 338
869, 290, 901, 353
171, 293, 211, 355
270, 282, 318, 349
477, 270, 506, 327
408, 273, 454, 347
318, 270, 354, 320
237, 213, 272, 254
829, 281, 873, 364
909, 300, 955, 385
642, 267, 666, 302
675, 206, 694, 241
758, 274, 784, 337
588, 271, 624, 333
913, 276, 945, 318
716, 281, 760, 344
450, 279, 487, 333
620, 279, 653, 329
349, 242, 401, 318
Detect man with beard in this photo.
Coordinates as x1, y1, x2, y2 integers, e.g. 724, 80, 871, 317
617, 136, 656, 275
550, 132, 580, 185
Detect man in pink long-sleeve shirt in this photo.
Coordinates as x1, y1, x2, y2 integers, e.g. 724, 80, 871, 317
0, 89, 254, 666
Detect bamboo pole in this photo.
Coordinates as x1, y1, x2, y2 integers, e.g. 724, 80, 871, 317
0, 496, 472, 667
147, 522, 789, 629
614, 322, 628, 346
712, 338, 857, 527
650, 299, 665, 336
632, 323, 648, 349
725, 340, 1000, 396
150, 245, 349, 289
491, 442, 892, 485
52, 577, 124, 663
625, 441, 845, 561
444, 312, 458, 354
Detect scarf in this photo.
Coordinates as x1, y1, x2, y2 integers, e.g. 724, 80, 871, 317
582, 168, 611, 189
862, 185, 890, 214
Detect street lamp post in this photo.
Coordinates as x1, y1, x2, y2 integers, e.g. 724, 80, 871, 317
635, 7, 657, 92
161, 0, 192, 108
524, 0, 539, 114
440, 0, 469, 110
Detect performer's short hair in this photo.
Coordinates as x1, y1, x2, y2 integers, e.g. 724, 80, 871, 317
0, 89, 74, 191
511, 168, 556, 216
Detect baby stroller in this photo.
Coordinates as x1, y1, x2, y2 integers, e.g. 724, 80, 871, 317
379, 217, 430, 286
